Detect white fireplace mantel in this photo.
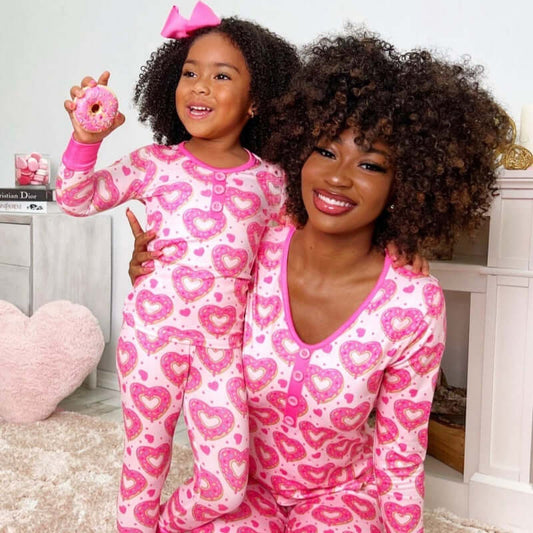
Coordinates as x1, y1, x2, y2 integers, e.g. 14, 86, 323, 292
425, 168, 533, 533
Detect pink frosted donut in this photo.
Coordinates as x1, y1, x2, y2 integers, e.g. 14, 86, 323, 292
74, 84, 119, 133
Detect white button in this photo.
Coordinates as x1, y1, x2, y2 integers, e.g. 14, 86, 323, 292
287, 395, 298, 407
293, 370, 304, 382
214, 172, 226, 181
211, 201, 223, 212
300, 348, 310, 359
213, 184, 225, 195
283, 415, 295, 426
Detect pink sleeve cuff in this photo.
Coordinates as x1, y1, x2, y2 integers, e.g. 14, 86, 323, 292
61, 135, 102, 170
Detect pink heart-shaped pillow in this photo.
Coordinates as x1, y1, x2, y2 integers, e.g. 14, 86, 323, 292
0, 300, 105, 423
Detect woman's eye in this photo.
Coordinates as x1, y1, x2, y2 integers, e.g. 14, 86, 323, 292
361, 162, 387, 173
313, 147, 335, 159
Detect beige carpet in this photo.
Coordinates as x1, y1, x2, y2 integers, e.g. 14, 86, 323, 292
0, 411, 509, 533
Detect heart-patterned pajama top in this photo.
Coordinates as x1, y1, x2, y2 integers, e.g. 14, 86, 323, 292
57, 138, 286, 349
240, 224, 446, 532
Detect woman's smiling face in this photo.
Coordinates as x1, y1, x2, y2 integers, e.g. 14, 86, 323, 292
301, 128, 395, 238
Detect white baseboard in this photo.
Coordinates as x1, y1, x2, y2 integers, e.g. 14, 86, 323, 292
469, 473, 533, 533
97, 369, 119, 391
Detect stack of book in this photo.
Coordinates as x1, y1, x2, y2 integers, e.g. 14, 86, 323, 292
0, 188, 55, 214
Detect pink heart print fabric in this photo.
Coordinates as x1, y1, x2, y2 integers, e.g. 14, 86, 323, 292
56, 140, 286, 532
57, 141, 285, 350
202, 225, 445, 533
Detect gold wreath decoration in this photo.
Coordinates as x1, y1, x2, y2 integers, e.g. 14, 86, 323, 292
502, 144, 533, 170
499, 115, 533, 170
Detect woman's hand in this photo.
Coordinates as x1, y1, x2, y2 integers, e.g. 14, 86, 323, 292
386, 243, 430, 276
126, 208, 159, 286
64, 71, 125, 144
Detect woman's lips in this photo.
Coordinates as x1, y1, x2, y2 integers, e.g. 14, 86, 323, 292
313, 189, 356, 215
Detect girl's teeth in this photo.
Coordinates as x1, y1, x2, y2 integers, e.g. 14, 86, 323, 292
317, 192, 352, 207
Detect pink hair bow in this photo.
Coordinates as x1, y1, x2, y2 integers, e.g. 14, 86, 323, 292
161, 2, 221, 39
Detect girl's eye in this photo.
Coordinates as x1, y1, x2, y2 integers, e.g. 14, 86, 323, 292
361, 162, 387, 173
215, 73, 231, 80
313, 147, 335, 159
182, 70, 196, 78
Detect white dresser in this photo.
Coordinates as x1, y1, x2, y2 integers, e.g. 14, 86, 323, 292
0, 206, 112, 386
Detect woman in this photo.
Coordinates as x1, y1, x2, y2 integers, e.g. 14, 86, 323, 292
128, 31, 511, 532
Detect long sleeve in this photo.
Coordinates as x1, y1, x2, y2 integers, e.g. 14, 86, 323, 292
373, 294, 446, 533
56, 136, 154, 216
256, 167, 288, 227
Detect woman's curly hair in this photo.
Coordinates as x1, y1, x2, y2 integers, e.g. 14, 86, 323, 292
133, 18, 299, 157
264, 30, 513, 256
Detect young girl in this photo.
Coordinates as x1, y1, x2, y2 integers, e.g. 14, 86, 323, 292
128, 30, 512, 532
56, 4, 299, 533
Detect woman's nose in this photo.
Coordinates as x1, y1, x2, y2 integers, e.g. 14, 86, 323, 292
325, 164, 353, 187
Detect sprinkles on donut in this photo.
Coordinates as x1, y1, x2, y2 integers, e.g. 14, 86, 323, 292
74, 84, 118, 133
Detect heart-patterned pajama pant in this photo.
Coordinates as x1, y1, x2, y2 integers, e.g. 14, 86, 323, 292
190, 478, 384, 533
115, 324, 249, 533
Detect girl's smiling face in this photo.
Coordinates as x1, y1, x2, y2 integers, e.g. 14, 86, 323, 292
301, 128, 395, 238
176, 32, 254, 145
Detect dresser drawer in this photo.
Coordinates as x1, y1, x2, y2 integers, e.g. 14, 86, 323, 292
0, 222, 31, 266
0, 264, 30, 314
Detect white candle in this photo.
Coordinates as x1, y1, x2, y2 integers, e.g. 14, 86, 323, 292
519, 104, 533, 153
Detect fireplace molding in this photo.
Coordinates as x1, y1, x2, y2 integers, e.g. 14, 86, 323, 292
425, 169, 533, 533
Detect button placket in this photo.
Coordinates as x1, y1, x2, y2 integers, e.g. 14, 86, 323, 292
210, 171, 227, 212
283, 347, 313, 427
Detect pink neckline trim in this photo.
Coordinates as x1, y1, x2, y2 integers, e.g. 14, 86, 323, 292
179, 142, 256, 172
280, 226, 392, 350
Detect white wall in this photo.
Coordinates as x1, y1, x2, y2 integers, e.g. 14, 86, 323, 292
1, 0, 532, 375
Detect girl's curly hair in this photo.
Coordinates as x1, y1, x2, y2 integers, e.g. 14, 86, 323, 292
133, 18, 299, 157
264, 30, 513, 256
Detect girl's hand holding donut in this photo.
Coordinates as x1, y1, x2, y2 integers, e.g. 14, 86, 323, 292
64, 71, 125, 144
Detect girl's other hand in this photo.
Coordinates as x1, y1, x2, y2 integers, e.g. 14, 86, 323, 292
64, 71, 125, 144
126, 208, 160, 286
386, 243, 430, 276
